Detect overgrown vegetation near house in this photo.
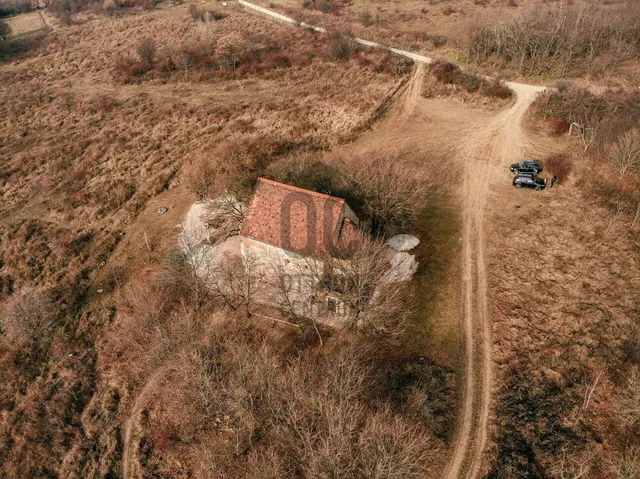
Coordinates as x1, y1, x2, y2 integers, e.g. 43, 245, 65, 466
0, 5, 430, 476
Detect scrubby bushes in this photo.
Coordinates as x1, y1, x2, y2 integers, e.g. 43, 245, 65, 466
106, 293, 450, 478
302, 0, 347, 14
609, 129, 640, 179
535, 86, 640, 155
468, 4, 640, 77
136, 37, 156, 65
188, 4, 225, 22
430, 59, 512, 99
115, 29, 406, 83
328, 31, 359, 60
266, 149, 430, 236
544, 154, 572, 184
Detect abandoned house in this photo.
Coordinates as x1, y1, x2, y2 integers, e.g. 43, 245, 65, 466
240, 177, 361, 259
239, 178, 363, 320
180, 177, 418, 323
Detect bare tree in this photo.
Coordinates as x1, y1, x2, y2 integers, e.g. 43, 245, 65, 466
205, 194, 245, 244
313, 237, 411, 339
609, 129, 640, 179
165, 225, 214, 306
266, 254, 324, 344
211, 251, 260, 315
551, 448, 593, 479
333, 151, 430, 235
185, 154, 217, 200
605, 202, 625, 238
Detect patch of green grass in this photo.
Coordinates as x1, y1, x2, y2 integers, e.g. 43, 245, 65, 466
405, 194, 463, 365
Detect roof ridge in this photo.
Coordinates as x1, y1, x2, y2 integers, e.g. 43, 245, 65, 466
258, 177, 346, 204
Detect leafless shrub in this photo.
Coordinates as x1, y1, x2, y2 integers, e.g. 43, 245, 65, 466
430, 59, 512, 98
534, 86, 639, 153
165, 228, 214, 306
174, 47, 194, 70
266, 254, 323, 343
185, 154, 217, 200
550, 448, 593, 479
189, 4, 225, 21
357, 410, 438, 478
334, 150, 430, 234
0, 287, 54, 346
327, 31, 360, 60
216, 32, 250, 70
205, 195, 245, 243
604, 202, 625, 238
210, 252, 261, 314
136, 38, 156, 65
609, 129, 640, 179
359, 10, 373, 27
0, 20, 10, 41
316, 236, 412, 339
545, 154, 573, 183
607, 446, 640, 479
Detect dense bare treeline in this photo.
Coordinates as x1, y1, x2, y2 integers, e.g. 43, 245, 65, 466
468, 3, 640, 77
101, 267, 453, 478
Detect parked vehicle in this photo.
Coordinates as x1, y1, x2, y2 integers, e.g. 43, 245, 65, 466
513, 173, 546, 190
510, 160, 543, 174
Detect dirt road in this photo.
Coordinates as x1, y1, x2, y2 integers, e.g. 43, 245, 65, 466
233, 2, 548, 477
442, 82, 546, 479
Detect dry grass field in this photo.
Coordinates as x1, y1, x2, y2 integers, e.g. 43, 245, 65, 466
1, 0, 639, 477
248, 0, 640, 85
0, 4, 428, 477
483, 107, 640, 476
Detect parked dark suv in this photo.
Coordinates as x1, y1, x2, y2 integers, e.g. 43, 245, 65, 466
513, 173, 547, 190
510, 160, 543, 174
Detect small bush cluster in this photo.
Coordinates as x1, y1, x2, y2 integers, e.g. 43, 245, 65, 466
409, 31, 448, 49
0, 19, 9, 40
114, 34, 295, 82
430, 59, 512, 99
115, 29, 405, 83
302, 0, 347, 14
48, 0, 159, 23
544, 154, 572, 183
188, 4, 225, 22
534, 86, 640, 154
327, 31, 359, 60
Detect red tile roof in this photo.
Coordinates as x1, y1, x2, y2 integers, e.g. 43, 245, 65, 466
241, 178, 350, 256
